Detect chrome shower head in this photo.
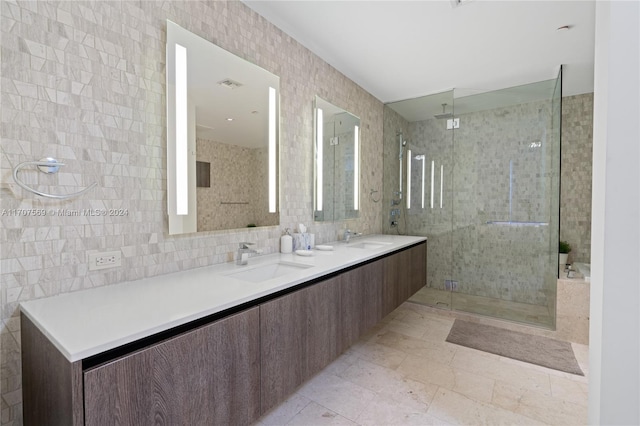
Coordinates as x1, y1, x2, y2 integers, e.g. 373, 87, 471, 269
434, 103, 453, 119
399, 141, 407, 160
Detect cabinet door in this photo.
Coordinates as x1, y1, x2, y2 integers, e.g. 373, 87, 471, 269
260, 277, 340, 413
259, 289, 306, 413
410, 242, 427, 296
84, 349, 152, 425
305, 277, 341, 375
84, 307, 260, 426
340, 261, 383, 350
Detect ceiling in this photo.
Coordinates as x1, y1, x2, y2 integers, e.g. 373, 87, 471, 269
242, 0, 596, 104
169, 20, 278, 148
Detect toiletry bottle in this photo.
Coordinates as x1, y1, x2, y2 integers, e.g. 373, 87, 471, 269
281, 228, 293, 253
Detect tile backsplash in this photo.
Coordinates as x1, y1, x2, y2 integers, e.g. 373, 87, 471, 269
0, 1, 383, 423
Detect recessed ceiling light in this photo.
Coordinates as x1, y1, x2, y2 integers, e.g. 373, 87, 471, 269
226, 118, 233, 122
450, 0, 474, 8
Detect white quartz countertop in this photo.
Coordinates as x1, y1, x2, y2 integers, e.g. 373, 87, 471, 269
20, 234, 426, 362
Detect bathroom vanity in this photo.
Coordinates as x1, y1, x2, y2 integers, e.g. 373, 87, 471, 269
21, 235, 426, 425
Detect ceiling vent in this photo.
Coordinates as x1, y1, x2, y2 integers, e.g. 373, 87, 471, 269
217, 79, 243, 89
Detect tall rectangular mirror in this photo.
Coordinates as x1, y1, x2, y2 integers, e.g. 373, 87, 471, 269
166, 21, 280, 234
313, 97, 360, 222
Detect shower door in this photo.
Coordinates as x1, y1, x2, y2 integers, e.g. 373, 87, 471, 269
449, 77, 561, 328
384, 73, 561, 329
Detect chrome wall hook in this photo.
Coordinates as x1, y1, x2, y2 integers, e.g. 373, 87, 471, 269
12, 157, 97, 200
369, 189, 381, 203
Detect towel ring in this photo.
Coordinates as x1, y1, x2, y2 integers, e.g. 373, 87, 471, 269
12, 157, 97, 200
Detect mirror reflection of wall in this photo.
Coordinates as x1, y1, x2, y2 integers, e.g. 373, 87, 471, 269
166, 21, 280, 234
196, 140, 273, 230
314, 97, 360, 222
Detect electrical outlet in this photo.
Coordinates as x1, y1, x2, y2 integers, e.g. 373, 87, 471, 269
89, 250, 122, 271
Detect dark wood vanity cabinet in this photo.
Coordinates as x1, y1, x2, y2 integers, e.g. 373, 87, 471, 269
260, 243, 426, 413
22, 241, 426, 425
83, 307, 261, 426
382, 248, 413, 316
260, 276, 341, 412
22, 308, 261, 426
339, 260, 384, 350
382, 246, 422, 317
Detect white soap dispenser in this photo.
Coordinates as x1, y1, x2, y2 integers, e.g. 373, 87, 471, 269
280, 228, 293, 254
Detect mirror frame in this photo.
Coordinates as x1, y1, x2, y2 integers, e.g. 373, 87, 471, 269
166, 20, 280, 234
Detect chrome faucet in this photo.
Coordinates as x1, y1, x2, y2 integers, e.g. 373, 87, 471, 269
343, 229, 362, 243
236, 242, 259, 265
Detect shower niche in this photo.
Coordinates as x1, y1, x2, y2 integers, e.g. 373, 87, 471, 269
383, 69, 562, 329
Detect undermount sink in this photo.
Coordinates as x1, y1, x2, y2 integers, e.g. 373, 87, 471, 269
347, 241, 393, 250
227, 261, 313, 283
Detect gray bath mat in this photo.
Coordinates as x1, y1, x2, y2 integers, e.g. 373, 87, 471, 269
446, 319, 584, 376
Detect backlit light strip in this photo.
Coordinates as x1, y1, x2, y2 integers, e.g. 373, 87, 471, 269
269, 87, 277, 212
440, 164, 444, 209
316, 108, 323, 211
406, 149, 412, 209
430, 160, 435, 209
175, 43, 188, 215
421, 157, 425, 209
354, 125, 359, 210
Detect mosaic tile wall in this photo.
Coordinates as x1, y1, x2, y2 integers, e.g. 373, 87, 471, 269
381, 107, 409, 235
449, 100, 557, 305
196, 139, 277, 231
334, 126, 357, 220
251, 146, 279, 229
560, 93, 593, 264
0, 1, 384, 423
315, 120, 337, 222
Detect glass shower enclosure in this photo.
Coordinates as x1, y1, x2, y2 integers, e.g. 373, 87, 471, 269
383, 69, 562, 328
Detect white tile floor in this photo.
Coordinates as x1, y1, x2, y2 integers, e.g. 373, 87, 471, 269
255, 302, 589, 426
